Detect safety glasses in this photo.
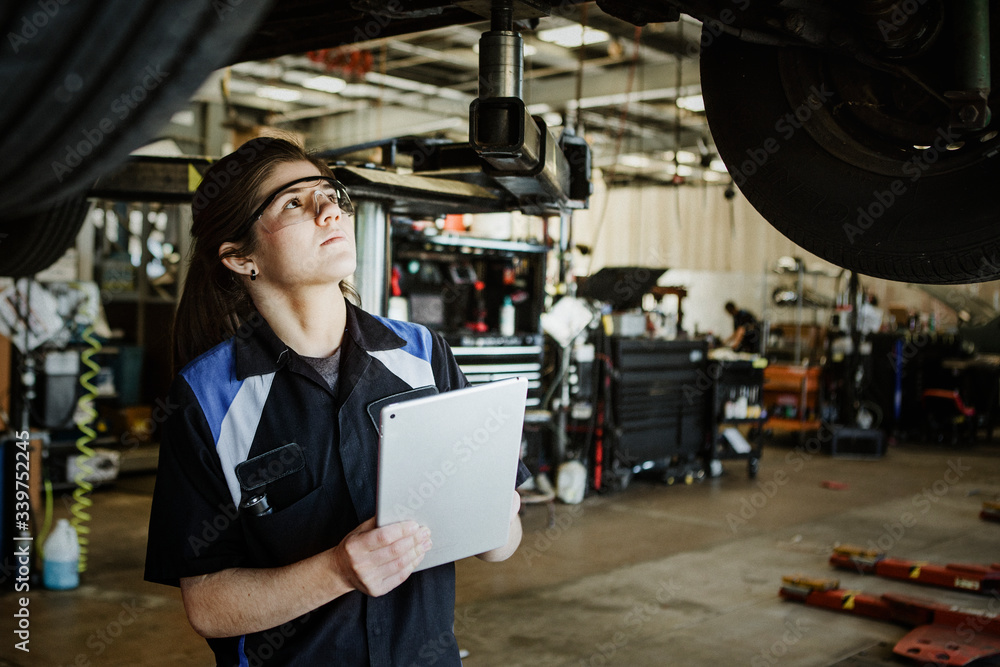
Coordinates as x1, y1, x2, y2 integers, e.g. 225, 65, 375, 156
247, 176, 354, 234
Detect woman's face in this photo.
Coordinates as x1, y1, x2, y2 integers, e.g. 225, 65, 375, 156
249, 160, 357, 288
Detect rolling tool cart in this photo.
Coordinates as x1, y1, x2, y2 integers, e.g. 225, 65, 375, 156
703, 358, 767, 479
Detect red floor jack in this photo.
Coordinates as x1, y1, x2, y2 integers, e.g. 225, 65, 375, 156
780, 575, 1000, 665
982, 501, 1000, 523
830, 545, 1000, 595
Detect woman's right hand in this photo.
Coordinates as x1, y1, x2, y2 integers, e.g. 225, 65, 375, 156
330, 518, 431, 597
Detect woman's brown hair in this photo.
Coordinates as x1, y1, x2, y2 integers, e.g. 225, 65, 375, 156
172, 136, 357, 373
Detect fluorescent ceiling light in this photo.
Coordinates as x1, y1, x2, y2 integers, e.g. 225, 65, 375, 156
536, 25, 609, 48
703, 170, 724, 182
676, 164, 694, 177
675, 150, 698, 164
339, 83, 385, 98
255, 85, 302, 102
366, 71, 428, 93
676, 94, 705, 112
231, 61, 283, 78
541, 111, 563, 127
301, 75, 347, 94
619, 154, 651, 169
364, 72, 469, 102
710, 158, 729, 173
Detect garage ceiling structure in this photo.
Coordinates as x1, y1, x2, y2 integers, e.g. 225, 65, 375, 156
179, 0, 1000, 286
195, 3, 723, 187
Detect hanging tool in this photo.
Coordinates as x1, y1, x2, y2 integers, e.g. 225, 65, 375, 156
780, 575, 1000, 666
830, 545, 1000, 595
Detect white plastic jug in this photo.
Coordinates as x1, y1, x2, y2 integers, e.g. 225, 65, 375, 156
556, 460, 587, 505
43, 519, 80, 590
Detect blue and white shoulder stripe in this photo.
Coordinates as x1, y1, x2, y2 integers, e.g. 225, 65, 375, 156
369, 316, 436, 389
180, 339, 275, 507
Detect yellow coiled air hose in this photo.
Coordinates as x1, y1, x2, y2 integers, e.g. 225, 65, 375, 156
70, 325, 101, 573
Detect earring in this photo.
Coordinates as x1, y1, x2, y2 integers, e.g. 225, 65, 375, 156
250, 269, 257, 281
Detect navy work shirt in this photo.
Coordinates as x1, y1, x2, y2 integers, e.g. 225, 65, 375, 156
145, 301, 529, 666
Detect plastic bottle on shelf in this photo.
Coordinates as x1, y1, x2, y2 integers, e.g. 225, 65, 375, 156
500, 295, 516, 337
43, 518, 80, 590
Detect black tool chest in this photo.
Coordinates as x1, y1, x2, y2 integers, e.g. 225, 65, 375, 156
608, 337, 710, 481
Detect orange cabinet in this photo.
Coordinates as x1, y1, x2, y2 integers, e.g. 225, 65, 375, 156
763, 364, 822, 432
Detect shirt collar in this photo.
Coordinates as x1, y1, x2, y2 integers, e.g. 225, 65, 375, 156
234, 301, 405, 380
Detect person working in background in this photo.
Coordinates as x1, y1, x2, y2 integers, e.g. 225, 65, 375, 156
724, 301, 761, 353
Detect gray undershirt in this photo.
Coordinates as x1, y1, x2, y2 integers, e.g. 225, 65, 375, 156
300, 346, 342, 394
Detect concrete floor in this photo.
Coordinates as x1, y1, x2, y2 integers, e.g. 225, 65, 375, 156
2, 436, 999, 666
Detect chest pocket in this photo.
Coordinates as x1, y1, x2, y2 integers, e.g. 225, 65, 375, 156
366, 385, 438, 435
241, 486, 334, 567
235, 442, 306, 501
235, 442, 335, 566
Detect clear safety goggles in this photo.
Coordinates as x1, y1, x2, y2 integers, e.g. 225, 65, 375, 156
248, 176, 354, 233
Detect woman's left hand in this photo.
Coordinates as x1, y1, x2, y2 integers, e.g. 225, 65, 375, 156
509, 489, 522, 523
475, 490, 523, 563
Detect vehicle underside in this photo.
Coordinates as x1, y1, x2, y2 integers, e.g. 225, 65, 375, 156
0, 0, 995, 283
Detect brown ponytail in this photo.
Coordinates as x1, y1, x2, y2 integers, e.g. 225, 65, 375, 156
172, 136, 356, 373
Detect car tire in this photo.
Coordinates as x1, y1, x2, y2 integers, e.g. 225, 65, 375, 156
0, 197, 91, 278
700, 31, 1000, 284
0, 0, 274, 275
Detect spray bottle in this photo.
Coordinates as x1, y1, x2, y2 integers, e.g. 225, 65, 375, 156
500, 295, 516, 337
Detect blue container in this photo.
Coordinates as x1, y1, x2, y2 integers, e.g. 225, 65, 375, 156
43, 559, 79, 590
43, 519, 80, 590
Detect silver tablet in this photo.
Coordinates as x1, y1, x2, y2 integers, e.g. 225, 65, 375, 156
376, 377, 528, 571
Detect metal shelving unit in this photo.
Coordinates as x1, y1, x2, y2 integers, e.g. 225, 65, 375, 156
392, 230, 550, 408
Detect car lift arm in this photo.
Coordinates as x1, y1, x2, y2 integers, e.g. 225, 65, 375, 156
830, 545, 1000, 595
780, 576, 1000, 666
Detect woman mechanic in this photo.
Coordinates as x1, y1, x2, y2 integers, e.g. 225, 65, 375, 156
144, 136, 527, 666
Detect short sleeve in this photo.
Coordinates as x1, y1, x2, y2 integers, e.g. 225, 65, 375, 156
144, 376, 247, 587
515, 460, 532, 488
